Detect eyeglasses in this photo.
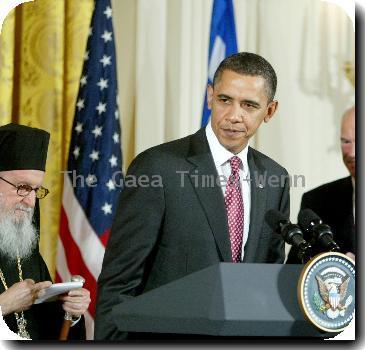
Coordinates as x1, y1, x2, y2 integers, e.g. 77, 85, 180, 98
0, 177, 49, 199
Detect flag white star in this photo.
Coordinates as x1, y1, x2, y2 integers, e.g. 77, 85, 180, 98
92, 125, 103, 138
88, 27, 93, 37
109, 155, 118, 167
76, 98, 85, 111
80, 75, 87, 87
97, 78, 109, 91
73, 146, 80, 159
86, 174, 97, 186
113, 132, 119, 144
101, 30, 112, 43
84, 50, 89, 61
114, 109, 119, 120
75, 122, 83, 134
104, 6, 112, 19
106, 179, 116, 191
89, 150, 100, 162
101, 202, 112, 215
96, 102, 106, 115
100, 55, 111, 67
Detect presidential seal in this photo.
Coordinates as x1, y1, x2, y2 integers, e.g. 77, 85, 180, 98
297, 252, 355, 333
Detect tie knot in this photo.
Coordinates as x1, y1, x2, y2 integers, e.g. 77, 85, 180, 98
229, 156, 241, 174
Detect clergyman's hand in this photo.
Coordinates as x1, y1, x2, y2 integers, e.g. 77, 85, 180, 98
59, 288, 91, 317
0, 279, 52, 316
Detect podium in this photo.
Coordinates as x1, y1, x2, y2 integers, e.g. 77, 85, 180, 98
112, 263, 333, 338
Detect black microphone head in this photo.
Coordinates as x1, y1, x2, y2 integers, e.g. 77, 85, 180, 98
299, 209, 339, 252
265, 209, 287, 230
298, 208, 321, 230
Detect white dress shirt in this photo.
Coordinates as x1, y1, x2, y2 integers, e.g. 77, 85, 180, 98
205, 121, 251, 260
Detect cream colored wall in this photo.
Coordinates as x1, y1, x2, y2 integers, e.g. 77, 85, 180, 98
111, 0, 137, 170
112, 0, 354, 231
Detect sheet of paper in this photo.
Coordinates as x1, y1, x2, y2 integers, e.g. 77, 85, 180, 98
34, 281, 83, 304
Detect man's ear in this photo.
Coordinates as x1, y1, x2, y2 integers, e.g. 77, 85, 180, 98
207, 84, 214, 110
264, 100, 278, 123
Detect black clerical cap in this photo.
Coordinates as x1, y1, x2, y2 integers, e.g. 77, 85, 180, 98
0, 123, 50, 172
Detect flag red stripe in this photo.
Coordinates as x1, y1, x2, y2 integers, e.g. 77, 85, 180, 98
59, 206, 98, 317
99, 229, 110, 247
55, 271, 62, 283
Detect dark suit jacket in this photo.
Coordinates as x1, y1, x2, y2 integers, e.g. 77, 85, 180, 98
94, 128, 290, 340
287, 176, 354, 264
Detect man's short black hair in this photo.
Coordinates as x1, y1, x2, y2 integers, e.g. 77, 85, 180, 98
213, 52, 277, 102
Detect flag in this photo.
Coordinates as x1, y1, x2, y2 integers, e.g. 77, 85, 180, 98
56, 0, 123, 339
201, 0, 238, 127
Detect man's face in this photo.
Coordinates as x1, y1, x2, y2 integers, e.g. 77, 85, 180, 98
207, 70, 278, 154
340, 108, 355, 178
0, 169, 45, 222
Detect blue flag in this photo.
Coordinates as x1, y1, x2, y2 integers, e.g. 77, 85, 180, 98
201, 0, 238, 127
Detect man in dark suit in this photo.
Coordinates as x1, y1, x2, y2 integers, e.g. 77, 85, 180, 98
95, 52, 290, 340
287, 106, 355, 263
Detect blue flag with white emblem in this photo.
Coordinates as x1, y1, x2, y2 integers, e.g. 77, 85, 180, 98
201, 0, 238, 127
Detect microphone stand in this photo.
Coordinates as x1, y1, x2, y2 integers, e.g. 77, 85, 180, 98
296, 241, 312, 264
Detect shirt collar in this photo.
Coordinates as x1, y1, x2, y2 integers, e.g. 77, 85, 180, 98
205, 121, 249, 172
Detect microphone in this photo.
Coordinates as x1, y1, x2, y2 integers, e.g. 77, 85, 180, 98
265, 209, 312, 263
298, 209, 341, 253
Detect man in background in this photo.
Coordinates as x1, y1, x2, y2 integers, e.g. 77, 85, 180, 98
0, 123, 91, 339
287, 106, 355, 263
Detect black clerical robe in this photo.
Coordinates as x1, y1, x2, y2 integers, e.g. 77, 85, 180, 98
0, 250, 85, 340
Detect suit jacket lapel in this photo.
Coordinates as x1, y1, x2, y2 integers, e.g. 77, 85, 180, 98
243, 147, 267, 263
186, 129, 232, 262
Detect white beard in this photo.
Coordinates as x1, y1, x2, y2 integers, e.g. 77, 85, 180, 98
0, 202, 38, 262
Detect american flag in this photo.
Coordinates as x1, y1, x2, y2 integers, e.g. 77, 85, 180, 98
56, 0, 123, 339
